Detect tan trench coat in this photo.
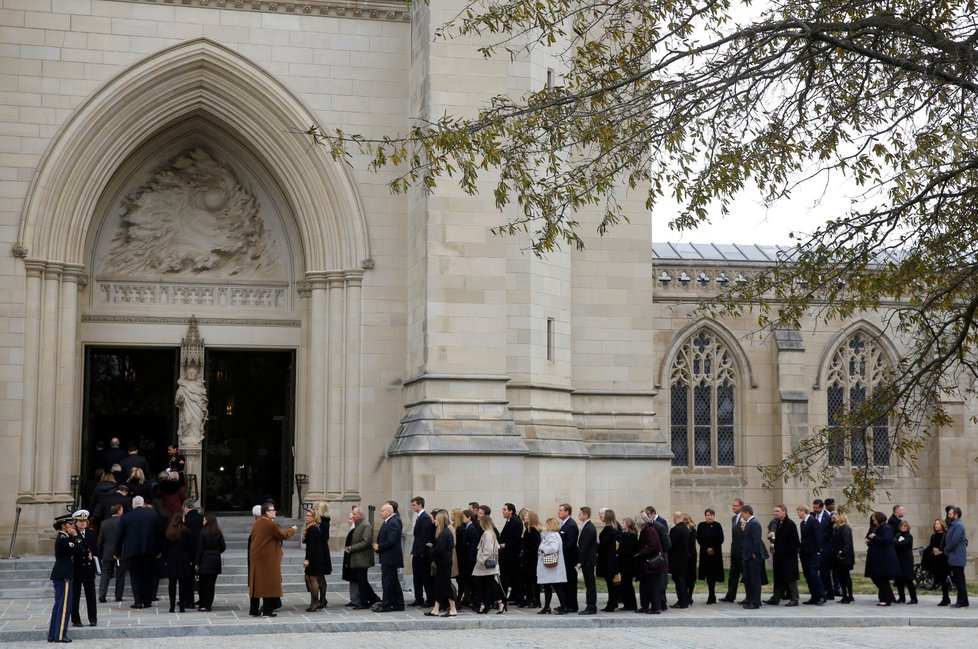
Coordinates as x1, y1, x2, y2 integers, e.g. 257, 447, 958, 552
248, 516, 296, 598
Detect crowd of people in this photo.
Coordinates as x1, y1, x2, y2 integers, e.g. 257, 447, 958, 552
48, 471, 972, 642
353, 496, 971, 617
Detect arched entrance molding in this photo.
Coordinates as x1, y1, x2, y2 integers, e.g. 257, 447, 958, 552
14, 38, 369, 516
17, 37, 369, 271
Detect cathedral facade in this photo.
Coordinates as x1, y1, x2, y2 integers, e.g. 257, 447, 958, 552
0, 1, 973, 553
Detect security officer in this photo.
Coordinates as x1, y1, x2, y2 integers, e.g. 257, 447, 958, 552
48, 513, 83, 643
69, 510, 98, 627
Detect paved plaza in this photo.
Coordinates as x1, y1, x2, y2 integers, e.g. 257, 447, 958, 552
1, 589, 974, 646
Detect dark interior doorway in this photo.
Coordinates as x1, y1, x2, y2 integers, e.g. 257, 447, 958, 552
203, 349, 295, 515
82, 347, 179, 500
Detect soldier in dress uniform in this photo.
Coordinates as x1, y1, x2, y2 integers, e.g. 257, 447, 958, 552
69, 510, 99, 627
48, 513, 83, 643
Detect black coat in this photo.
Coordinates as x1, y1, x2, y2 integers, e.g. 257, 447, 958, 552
893, 529, 915, 581
411, 511, 434, 557
319, 517, 333, 575
864, 523, 899, 579
115, 506, 163, 559
430, 527, 455, 572
51, 531, 84, 580
578, 520, 597, 569
377, 514, 404, 568
162, 527, 194, 579
184, 509, 204, 560
304, 523, 325, 575
922, 531, 949, 579
799, 516, 822, 559
771, 517, 800, 582
195, 530, 226, 576
89, 481, 118, 520
696, 521, 725, 581
72, 528, 98, 581
638, 524, 667, 575
596, 525, 619, 578
464, 523, 482, 570
559, 517, 579, 567
668, 524, 689, 576
499, 515, 524, 572
831, 524, 855, 570
617, 531, 639, 577
520, 526, 541, 574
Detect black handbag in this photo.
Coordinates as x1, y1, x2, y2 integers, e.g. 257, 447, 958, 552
644, 553, 665, 571
484, 559, 497, 569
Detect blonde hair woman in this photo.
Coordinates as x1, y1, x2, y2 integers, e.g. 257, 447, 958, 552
427, 510, 458, 616
471, 515, 505, 614
831, 511, 855, 603
521, 510, 543, 608
301, 508, 324, 611
312, 501, 333, 609
536, 517, 566, 614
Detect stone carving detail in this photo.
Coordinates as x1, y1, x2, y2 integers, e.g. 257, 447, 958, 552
104, 148, 280, 278
96, 281, 288, 309
176, 316, 208, 448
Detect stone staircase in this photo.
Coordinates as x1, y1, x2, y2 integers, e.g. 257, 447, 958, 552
0, 515, 383, 600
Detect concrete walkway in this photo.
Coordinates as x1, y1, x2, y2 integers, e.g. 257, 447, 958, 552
1, 589, 974, 644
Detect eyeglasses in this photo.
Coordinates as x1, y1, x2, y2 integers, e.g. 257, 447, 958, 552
267, 508, 276, 512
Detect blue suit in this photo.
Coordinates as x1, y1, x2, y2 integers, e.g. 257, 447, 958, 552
49, 531, 83, 642
799, 516, 825, 602
410, 510, 434, 605
945, 519, 969, 606
741, 517, 768, 608
376, 514, 404, 610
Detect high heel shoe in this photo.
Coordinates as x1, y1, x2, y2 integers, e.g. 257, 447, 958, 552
496, 601, 507, 614
477, 606, 488, 614
538, 606, 551, 614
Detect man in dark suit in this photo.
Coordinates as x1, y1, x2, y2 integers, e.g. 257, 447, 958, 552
372, 500, 404, 612
113, 495, 163, 609
740, 505, 767, 608
796, 505, 825, 605
555, 502, 579, 614
119, 445, 150, 481
812, 498, 835, 599
766, 504, 800, 606
97, 504, 127, 602
576, 506, 598, 614
644, 505, 671, 611
498, 502, 524, 605
101, 437, 127, 472
408, 496, 434, 607
95, 484, 132, 523
721, 498, 745, 602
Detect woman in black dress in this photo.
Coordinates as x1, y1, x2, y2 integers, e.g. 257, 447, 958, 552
597, 509, 620, 611
924, 518, 951, 605
865, 511, 898, 605
668, 512, 691, 608
831, 512, 855, 603
617, 518, 639, 611
301, 508, 325, 612
519, 510, 542, 607
162, 512, 194, 613
427, 509, 458, 616
893, 519, 917, 604
195, 513, 226, 611
696, 508, 725, 604
314, 501, 333, 609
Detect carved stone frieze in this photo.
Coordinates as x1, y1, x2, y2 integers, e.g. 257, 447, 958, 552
81, 314, 301, 327
96, 280, 289, 309
132, 0, 410, 22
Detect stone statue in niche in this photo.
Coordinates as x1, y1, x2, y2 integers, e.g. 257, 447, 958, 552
104, 148, 279, 277
176, 366, 208, 447
176, 316, 208, 449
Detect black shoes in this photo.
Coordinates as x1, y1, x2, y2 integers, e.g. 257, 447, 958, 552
578, 608, 596, 615
537, 607, 551, 614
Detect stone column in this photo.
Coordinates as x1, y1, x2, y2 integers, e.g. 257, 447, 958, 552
326, 273, 345, 498
343, 272, 362, 498
53, 264, 84, 497
35, 262, 63, 495
17, 260, 45, 498
304, 272, 329, 498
